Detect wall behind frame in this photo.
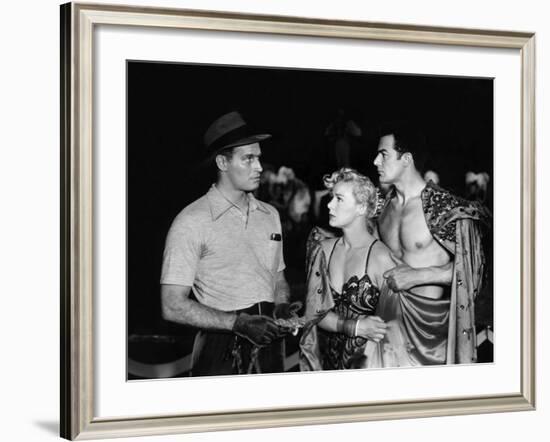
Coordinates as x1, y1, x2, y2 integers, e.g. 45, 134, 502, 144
0, 0, 546, 441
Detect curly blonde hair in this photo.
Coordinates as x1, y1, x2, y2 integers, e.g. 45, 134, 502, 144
323, 168, 378, 218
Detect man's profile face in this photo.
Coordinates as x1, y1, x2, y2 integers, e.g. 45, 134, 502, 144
373, 134, 406, 185
222, 142, 263, 192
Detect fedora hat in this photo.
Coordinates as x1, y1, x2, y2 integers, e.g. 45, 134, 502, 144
203, 111, 271, 159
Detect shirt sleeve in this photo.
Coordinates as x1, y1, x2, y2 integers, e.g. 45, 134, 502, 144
160, 214, 203, 287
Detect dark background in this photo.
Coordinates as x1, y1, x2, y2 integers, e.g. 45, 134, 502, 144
127, 61, 493, 369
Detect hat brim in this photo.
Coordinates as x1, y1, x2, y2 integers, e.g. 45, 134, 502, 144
198, 133, 272, 168
220, 133, 271, 151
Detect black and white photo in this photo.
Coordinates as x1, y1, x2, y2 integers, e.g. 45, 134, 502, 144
127, 61, 494, 379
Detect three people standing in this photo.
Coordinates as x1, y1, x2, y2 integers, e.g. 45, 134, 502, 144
161, 112, 489, 375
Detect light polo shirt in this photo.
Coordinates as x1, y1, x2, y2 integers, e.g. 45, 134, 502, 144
161, 185, 286, 311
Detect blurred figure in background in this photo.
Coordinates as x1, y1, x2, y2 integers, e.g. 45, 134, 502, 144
465, 171, 490, 204
325, 108, 362, 168
257, 166, 314, 297
423, 169, 440, 185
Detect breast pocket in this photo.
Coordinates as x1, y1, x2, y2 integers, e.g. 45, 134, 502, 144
265, 236, 283, 274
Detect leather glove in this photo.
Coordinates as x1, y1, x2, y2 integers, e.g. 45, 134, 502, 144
232, 313, 281, 347
273, 301, 303, 320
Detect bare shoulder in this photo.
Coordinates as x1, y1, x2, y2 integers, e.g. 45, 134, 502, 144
319, 237, 339, 259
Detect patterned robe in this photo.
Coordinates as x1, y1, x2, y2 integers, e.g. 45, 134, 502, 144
416, 181, 490, 363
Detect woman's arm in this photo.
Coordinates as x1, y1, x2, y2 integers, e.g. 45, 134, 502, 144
318, 310, 339, 332
318, 310, 386, 342
318, 311, 356, 336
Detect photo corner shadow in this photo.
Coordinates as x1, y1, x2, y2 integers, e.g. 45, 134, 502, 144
34, 420, 59, 436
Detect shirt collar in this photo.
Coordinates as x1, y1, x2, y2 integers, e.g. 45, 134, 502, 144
207, 185, 270, 221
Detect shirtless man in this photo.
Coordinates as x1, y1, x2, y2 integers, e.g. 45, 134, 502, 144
369, 123, 487, 366
374, 130, 452, 300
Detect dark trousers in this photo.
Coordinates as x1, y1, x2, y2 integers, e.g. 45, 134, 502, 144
190, 302, 285, 377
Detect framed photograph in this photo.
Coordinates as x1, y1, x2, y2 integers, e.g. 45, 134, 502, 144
61, 2, 535, 440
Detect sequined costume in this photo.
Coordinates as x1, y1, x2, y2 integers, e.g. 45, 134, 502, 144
300, 234, 380, 370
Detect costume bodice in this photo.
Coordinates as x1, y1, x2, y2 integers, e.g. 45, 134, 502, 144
328, 237, 380, 318
322, 238, 381, 370
330, 273, 380, 319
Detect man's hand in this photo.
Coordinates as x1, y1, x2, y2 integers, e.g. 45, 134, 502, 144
355, 316, 387, 342
383, 254, 453, 292
273, 301, 303, 320
232, 313, 282, 347
383, 254, 422, 291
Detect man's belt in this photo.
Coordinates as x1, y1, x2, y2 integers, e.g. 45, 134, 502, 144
236, 301, 275, 317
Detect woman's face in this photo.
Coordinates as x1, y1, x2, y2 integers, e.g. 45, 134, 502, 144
327, 181, 365, 228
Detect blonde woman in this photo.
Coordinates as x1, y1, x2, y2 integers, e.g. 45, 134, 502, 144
300, 168, 395, 370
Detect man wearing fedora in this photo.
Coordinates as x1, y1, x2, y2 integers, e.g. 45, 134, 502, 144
160, 111, 299, 376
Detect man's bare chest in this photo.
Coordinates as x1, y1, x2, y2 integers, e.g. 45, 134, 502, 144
378, 198, 433, 255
